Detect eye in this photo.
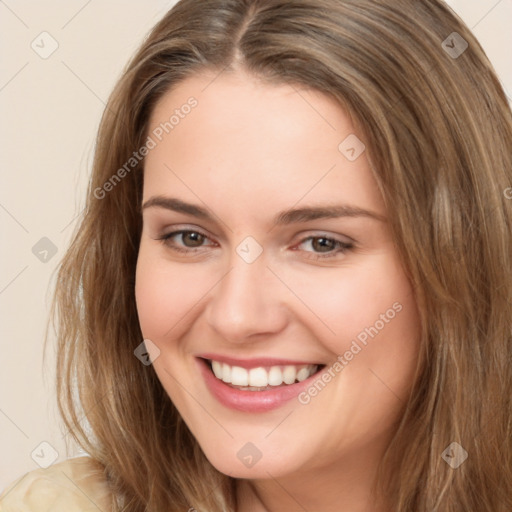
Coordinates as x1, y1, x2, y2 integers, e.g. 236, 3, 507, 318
157, 229, 215, 253
295, 235, 354, 260
156, 229, 354, 260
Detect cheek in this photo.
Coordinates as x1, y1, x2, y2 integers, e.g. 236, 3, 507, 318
134, 246, 196, 340
280, 254, 419, 359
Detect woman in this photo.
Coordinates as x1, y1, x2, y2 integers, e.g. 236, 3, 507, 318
1, 0, 511, 510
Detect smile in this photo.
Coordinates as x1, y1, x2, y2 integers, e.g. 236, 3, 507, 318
196, 356, 326, 412
210, 359, 319, 390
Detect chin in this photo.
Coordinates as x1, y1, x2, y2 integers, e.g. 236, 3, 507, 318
197, 437, 308, 480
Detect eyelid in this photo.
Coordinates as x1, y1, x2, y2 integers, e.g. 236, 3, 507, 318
291, 233, 354, 260
156, 225, 355, 245
146, 210, 223, 237
157, 226, 217, 247
292, 229, 356, 245
157, 224, 215, 239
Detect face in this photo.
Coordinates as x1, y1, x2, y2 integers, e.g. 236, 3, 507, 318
135, 69, 420, 481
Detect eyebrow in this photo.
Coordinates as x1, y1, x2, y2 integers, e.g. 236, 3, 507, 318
141, 196, 386, 225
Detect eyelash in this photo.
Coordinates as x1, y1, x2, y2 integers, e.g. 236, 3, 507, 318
156, 229, 354, 260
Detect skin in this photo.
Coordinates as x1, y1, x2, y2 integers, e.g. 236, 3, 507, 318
135, 69, 421, 512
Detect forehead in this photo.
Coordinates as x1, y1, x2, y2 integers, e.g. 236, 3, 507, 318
143, 70, 386, 221
147, 69, 354, 150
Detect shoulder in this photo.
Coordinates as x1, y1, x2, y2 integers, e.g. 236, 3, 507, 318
0, 456, 113, 511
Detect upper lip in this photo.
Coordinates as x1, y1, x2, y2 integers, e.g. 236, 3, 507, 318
197, 353, 324, 369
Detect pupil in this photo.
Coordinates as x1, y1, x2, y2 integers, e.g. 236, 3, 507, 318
184, 232, 203, 247
313, 237, 333, 252
313, 238, 333, 252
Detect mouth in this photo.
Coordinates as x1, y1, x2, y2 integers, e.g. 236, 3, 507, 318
196, 356, 326, 412
206, 358, 324, 391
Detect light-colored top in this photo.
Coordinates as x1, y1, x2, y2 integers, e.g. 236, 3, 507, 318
0, 457, 112, 511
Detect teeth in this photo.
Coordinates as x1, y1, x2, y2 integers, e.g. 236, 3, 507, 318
268, 366, 283, 386
209, 360, 318, 389
231, 366, 249, 386
248, 367, 268, 387
211, 360, 223, 379
283, 365, 296, 384
222, 363, 232, 383
296, 367, 311, 382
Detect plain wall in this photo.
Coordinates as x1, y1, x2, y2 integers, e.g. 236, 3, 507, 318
1, 0, 511, 491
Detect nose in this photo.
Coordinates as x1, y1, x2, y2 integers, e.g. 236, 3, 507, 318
205, 253, 288, 343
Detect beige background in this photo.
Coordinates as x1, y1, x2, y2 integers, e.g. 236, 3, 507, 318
1, 0, 511, 491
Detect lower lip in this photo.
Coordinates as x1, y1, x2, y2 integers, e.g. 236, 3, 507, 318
197, 358, 321, 413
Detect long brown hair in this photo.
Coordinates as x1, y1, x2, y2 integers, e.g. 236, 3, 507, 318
50, 0, 512, 510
